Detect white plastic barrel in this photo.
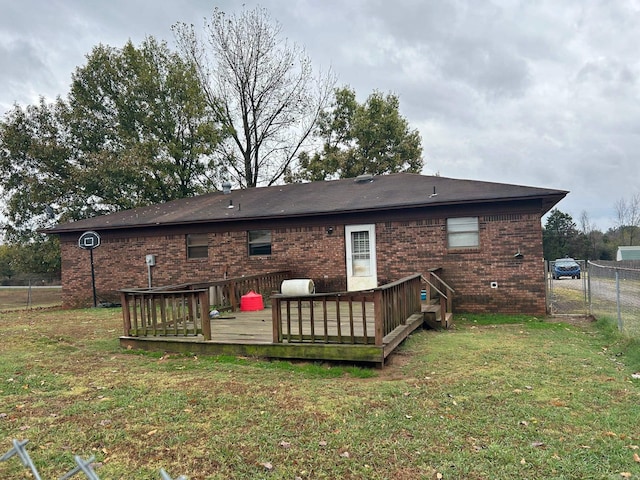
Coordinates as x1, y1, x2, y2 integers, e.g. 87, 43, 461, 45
281, 279, 315, 296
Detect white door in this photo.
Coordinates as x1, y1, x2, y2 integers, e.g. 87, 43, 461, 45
345, 224, 378, 291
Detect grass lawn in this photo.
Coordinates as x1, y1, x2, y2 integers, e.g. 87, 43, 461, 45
1, 309, 640, 479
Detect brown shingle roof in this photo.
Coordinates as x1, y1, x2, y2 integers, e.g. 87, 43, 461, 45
46, 173, 567, 233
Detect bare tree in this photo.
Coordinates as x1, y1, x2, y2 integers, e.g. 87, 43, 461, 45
173, 7, 335, 188
615, 193, 640, 245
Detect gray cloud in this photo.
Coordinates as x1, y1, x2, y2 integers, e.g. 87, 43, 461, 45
1, 0, 638, 230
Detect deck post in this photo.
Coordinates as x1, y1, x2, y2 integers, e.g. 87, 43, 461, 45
229, 281, 237, 311
200, 290, 212, 340
271, 294, 282, 343
120, 292, 131, 336
374, 289, 384, 346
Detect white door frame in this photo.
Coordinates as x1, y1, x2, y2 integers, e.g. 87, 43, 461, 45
345, 224, 378, 291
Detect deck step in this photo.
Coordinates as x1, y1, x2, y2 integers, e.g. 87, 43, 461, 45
421, 303, 453, 330
421, 303, 441, 314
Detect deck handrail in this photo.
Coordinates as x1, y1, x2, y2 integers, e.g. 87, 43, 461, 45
120, 288, 211, 340
426, 269, 455, 294
192, 270, 291, 311
271, 274, 423, 346
421, 270, 455, 318
120, 270, 291, 339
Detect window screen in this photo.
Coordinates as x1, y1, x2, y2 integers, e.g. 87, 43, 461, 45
186, 233, 208, 259
447, 217, 479, 248
248, 230, 272, 256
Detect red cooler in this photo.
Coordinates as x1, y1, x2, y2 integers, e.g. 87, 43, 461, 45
240, 290, 264, 311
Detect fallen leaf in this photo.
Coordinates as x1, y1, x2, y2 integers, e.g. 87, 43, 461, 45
318, 440, 327, 447
634, 452, 640, 463
147, 429, 157, 436
620, 473, 632, 478
279, 441, 291, 449
405, 414, 413, 419
260, 462, 273, 471
519, 420, 529, 427
520, 458, 526, 465
604, 431, 618, 437
628, 445, 639, 450
340, 451, 350, 458
530, 441, 545, 448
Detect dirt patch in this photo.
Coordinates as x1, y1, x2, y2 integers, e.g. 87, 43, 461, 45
546, 315, 596, 327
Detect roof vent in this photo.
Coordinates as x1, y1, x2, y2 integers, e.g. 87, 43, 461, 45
222, 181, 232, 194
354, 174, 374, 184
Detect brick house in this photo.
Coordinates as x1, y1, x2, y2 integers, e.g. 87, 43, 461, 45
46, 173, 566, 314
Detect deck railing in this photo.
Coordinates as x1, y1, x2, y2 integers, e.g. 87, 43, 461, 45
422, 268, 455, 318
121, 288, 211, 339
120, 270, 291, 339
191, 270, 291, 311
271, 274, 423, 346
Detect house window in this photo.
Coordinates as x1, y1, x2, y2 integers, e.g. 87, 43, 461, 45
186, 233, 208, 259
248, 230, 272, 256
447, 217, 479, 249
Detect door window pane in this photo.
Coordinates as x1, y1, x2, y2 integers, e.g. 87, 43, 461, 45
351, 231, 371, 276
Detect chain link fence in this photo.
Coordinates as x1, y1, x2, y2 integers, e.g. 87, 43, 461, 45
588, 260, 640, 337
1, 439, 187, 479
545, 259, 588, 315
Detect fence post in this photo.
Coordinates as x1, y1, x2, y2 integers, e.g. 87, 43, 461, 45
616, 269, 623, 331
587, 262, 592, 316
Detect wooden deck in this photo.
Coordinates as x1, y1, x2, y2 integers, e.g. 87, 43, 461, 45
120, 303, 425, 365
119, 271, 454, 366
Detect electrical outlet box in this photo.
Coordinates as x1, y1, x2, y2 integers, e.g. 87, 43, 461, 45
145, 254, 156, 266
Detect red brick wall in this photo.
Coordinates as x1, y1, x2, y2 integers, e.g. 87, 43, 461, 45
376, 213, 546, 314
60, 211, 546, 314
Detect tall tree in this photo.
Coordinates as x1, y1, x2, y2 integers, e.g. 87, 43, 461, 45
68, 37, 222, 204
543, 209, 581, 260
0, 98, 75, 240
294, 87, 423, 181
0, 37, 221, 238
173, 6, 335, 188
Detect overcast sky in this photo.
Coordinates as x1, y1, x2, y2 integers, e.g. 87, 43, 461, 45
1, 0, 639, 231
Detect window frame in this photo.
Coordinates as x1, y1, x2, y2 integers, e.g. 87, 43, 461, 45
248, 230, 272, 256
447, 217, 479, 249
186, 233, 209, 259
